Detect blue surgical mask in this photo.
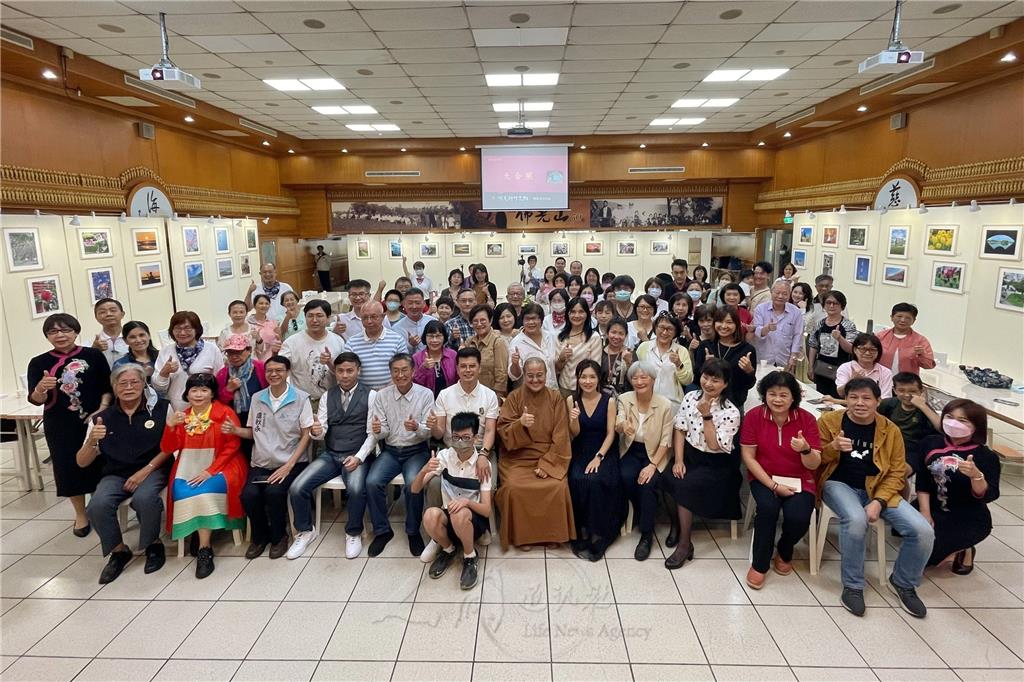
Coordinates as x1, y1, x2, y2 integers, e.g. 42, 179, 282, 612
615, 290, 631, 302
648, 287, 662, 298
688, 290, 702, 300
386, 301, 401, 312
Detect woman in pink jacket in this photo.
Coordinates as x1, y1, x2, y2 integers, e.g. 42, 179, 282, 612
412, 320, 457, 398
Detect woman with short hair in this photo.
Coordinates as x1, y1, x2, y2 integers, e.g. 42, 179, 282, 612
836, 333, 893, 399
806, 290, 858, 398
627, 294, 659, 349
413, 320, 457, 398
153, 311, 224, 412
465, 304, 509, 398
634, 313, 693, 407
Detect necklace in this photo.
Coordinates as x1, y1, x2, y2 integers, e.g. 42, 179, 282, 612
716, 341, 739, 361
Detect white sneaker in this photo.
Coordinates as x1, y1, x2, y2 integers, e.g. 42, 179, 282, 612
285, 528, 318, 560
420, 539, 439, 563
345, 534, 363, 559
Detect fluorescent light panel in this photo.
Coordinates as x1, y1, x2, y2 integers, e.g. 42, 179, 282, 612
702, 68, 788, 82
672, 98, 706, 108
649, 117, 705, 126
265, 78, 345, 92
346, 123, 400, 131
741, 68, 788, 81
492, 102, 554, 112
312, 104, 378, 115
486, 73, 559, 87
498, 121, 549, 129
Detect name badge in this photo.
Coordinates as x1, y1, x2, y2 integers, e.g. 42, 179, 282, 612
144, 420, 155, 429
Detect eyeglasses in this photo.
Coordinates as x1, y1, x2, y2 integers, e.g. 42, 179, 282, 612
45, 328, 75, 337
264, 368, 287, 375
854, 347, 878, 355
115, 379, 143, 388
451, 435, 475, 444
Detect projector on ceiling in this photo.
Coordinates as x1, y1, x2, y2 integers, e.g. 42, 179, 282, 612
858, 49, 925, 74
139, 66, 200, 90
506, 125, 534, 138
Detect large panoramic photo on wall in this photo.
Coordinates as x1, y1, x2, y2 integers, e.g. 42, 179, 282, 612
589, 197, 723, 228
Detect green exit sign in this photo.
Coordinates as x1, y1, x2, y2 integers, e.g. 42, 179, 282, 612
783, 215, 794, 224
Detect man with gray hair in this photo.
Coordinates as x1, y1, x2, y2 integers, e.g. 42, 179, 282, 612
751, 280, 803, 371
76, 363, 172, 584
505, 283, 526, 323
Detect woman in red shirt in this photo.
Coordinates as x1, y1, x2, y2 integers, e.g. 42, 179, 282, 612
740, 371, 822, 590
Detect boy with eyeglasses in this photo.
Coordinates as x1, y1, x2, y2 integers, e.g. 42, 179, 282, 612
412, 411, 492, 590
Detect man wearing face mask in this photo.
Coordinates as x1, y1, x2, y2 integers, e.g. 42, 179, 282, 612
816, 378, 934, 619
402, 256, 434, 302
610, 275, 637, 321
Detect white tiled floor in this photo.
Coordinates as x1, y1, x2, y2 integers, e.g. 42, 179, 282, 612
1, 445, 1023, 682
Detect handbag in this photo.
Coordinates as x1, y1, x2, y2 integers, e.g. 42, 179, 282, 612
813, 359, 838, 381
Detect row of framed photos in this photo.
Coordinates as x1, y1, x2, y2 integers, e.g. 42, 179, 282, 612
355, 237, 673, 260
795, 223, 1022, 261
21, 254, 256, 320
3, 224, 260, 273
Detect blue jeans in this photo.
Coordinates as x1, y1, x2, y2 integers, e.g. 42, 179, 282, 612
822, 480, 934, 591
289, 450, 371, 536
366, 443, 430, 536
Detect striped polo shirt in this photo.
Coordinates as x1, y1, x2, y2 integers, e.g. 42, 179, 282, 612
343, 327, 409, 390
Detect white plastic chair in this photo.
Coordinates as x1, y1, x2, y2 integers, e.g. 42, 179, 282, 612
815, 503, 885, 584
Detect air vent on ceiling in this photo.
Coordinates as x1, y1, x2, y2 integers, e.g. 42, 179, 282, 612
239, 118, 278, 137
1, 28, 34, 50
801, 120, 842, 128
627, 166, 685, 174
211, 130, 248, 137
859, 58, 936, 95
97, 95, 159, 108
123, 74, 196, 108
365, 170, 422, 178
776, 107, 816, 128
892, 81, 956, 95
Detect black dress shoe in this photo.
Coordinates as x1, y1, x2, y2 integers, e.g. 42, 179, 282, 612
665, 520, 680, 548
664, 542, 694, 570
144, 542, 166, 574
368, 530, 395, 557
195, 547, 215, 579
245, 542, 267, 560
99, 549, 133, 584
73, 524, 91, 538
408, 533, 425, 557
634, 532, 653, 561
952, 546, 975, 575
269, 537, 289, 560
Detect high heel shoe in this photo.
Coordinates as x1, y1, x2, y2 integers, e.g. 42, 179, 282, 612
665, 518, 680, 548
664, 542, 694, 570
952, 546, 975, 575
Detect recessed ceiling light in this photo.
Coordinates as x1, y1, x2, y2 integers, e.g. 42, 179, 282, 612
264, 79, 308, 91
184, 115, 194, 123
672, 98, 706, 108
672, 62, 691, 69
202, 72, 221, 79
98, 23, 124, 33
389, 100, 403, 105
757, 141, 765, 146
702, 98, 739, 107
639, 144, 646, 149
303, 18, 326, 29
498, 121, 549, 129
287, 149, 294, 154
356, 68, 374, 76
676, 117, 706, 125
650, 118, 679, 126
644, 94, 659, 100
400, 148, 407, 152
514, 65, 530, 72
301, 78, 344, 91
932, 3, 962, 14
703, 69, 748, 82
492, 102, 553, 112
741, 68, 789, 81
1000, 52, 1017, 63
523, 73, 558, 86
783, 131, 792, 138
485, 74, 523, 87
701, 142, 709, 147
341, 148, 348, 153
459, 146, 466, 151
833, 59, 854, 66
41, 69, 58, 80
509, 12, 530, 23
261, 140, 270, 146
579, 145, 586, 150
720, 9, 743, 20
857, 105, 868, 112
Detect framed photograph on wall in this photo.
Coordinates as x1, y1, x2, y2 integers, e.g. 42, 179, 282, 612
821, 251, 835, 276
131, 228, 160, 257
214, 226, 231, 254
931, 261, 966, 294
388, 239, 403, 259
924, 225, 957, 256
182, 226, 201, 256
584, 240, 603, 256
550, 241, 569, 257
980, 225, 1022, 261
184, 261, 206, 291
797, 225, 814, 246
821, 225, 839, 247
3, 228, 42, 272
216, 258, 234, 280
27, 275, 63, 318
452, 242, 472, 257
995, 267, 1024, 312
792, 249, 807, 269
245, 226, 258, 250
886, 225, 909, 259
882, 263, 908, 287
616, 240, 637, 256
86, 266, 115, 302
853, 255, 872, 284
484, 242, 504, 258
519, 244, 538, 257
420, 242, 439, 258
355, 239, 371, 259
77, 227, 113, 259
847, 225, 868, 250
261, 240, 276, 268
650, 240, 670, 255
137, 262, 163, 289
239, 253, 251, 277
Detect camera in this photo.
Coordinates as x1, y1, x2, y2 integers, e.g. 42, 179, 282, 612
517, 257, 525, 266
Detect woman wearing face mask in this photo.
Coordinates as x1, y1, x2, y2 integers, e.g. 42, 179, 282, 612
686, 280, 707, 306
601, 318, 633, 396
643, 277, 670, 315
543, 289, 571, 335
916, 399, 1000, 575
627, 294, 658, 349
383, 289, 406, 327
556, 298, 603, 394
579, 285, 601, 323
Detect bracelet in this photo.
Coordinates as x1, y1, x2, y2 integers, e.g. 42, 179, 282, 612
596, 453, 605, 460
972, 475, 985, 482
772, 482, 779, 492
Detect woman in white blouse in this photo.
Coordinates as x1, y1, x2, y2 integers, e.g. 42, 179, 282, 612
152, 311, 224, 412
664, 358, 742, 569
634, 314, 693, 407
508, 303, 560, 391
556, 298, 603, 394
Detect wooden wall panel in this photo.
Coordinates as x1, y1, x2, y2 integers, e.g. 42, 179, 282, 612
290, 189, 330, 238
724, 182, 762, 232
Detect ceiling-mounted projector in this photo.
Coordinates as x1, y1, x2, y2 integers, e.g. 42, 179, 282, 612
506, 125, 534, 138
858, 0, 925, 74
138, 12, 200, 90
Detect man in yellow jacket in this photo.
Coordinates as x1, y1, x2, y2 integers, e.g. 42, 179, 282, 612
817, 377, 934, 619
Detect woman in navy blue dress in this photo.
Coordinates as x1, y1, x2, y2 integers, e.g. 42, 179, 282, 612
568, 360, 623, 561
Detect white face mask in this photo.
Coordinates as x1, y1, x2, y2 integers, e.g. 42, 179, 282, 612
414, 268, 424, 276
551, 302, 566, 313
648, 287, 662, 298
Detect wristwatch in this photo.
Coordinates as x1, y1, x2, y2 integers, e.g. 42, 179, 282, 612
701, 415, 713, 421
799, 447, 812, 455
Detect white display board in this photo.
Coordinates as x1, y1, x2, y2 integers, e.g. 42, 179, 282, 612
790, 203, 1024, 379
345, 229, 711, 301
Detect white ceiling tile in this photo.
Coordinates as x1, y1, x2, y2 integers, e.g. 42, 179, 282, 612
222, 51, 314, 67
4, 16, 97, 38
732, 40, 836, 57
412, 75, 483, 88
628, 71, 704, 83
672, 1, 790, 24
902, 1, 1010, 19
388, 47, 480, 63
377, 28, 474, 49
571, 2, 682, 26
799, 55, 865, 68
986, 1, 1024, 18
561, 59, 644, 73
568, 25, 666, 45
356, 6, 468, 31
913, 35, 972, 53
475, 46, 565, 61
91, 35, 207, 54
717, 55, 808, 68
403, 62, 483, 76
281, 32, 384, 50
564, 44, 653, 60
560, 72, 634, 84
753, 22, 868, 41
167, 13, 272, 35
303, 49, 396, 65
775, 2, 892, 22
4, 1, 133, 17
648, 43, 743, 59
252, 10, 369, 33
847, 17, 967, 40
473, 27, 569, 47
49, 37, 118, 56
320, 64, 408, 78
465, 2, 573, 29
122, 1, 243, 13
662, 23, 765, 43
341, 76, 417, 89
92, 54, 150, 72
159, 53, 235, 70
819, 39, 892, 56
943, 16, 1015, 36
240, 65, 331, 79
238, 2, 350, 11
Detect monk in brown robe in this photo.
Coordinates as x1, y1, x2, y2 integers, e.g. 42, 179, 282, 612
496, 358, 575, 550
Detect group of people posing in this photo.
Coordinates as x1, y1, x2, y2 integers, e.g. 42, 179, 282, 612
26, 256, 1000, 616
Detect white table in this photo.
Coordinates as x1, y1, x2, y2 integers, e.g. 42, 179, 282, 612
920, 367, 1024, 433
1, 395, 45, 491
744, 364, 831, 419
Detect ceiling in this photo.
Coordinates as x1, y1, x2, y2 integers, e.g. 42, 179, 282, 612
1, 0, 1021, 141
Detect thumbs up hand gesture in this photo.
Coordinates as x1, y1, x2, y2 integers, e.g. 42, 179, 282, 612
958, 454, 981, 480
160, 358, 179, 378
425, 410, 438, 430
790, 430, 809, 453
35, 369, 58, 394
623, 414, 637, 439
566, 395, 580, 421
425, 452, 440, 478
92, 334, 109, 352
318, 346, 333, 366
403, 414, 419, 432
271, 338, 283, 354
334, 319, 347, 336
371, 414, 382, 434
559, 343, 573, 362
90, 417, 107, 445
226, 377, 242, 392
511, 347, 521, 368
520, 405, 535, 428
168, 410, 187, 428
451, 325, 461, 341
668, 349, 681, 368
833, 430, 853, 452
310, 415, 324, 438
221, 419, 236, 435
738, 351, 755, 374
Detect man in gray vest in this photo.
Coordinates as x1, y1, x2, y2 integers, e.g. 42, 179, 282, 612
286, 352, 376, 560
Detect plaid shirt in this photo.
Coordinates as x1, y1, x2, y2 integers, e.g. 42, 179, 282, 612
445, 314, 473, 350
